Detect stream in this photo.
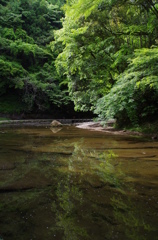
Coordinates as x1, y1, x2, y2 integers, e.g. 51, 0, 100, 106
0, 126, 158, 240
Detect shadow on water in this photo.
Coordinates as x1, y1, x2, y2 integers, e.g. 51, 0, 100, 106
0, 126, 158, 240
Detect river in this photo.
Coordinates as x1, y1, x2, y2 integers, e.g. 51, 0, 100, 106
0, 126, 158, 240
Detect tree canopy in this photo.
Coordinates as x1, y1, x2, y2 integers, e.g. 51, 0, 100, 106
1, 0, 158, 124
54, 0, 158, 125
0, 0, 69, 115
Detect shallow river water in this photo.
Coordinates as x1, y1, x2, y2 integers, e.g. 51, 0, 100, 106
0, 126, 158, 240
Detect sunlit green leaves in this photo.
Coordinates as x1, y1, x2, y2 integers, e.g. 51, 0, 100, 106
95, 47, 158, 125
54, 0, 158, 122
54, 0, 118, 111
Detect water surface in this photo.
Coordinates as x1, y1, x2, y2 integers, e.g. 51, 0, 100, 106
0, 126, 158, 240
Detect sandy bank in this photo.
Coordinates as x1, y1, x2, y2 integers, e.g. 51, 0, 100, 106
76, 121, 143, 136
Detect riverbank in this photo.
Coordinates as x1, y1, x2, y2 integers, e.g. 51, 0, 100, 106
0, 119, 92, 127
76, 122, 144, 136
76, 121, 158, 140
0, 119, 157, 139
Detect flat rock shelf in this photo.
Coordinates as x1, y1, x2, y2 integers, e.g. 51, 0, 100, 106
0, 119, 93, 127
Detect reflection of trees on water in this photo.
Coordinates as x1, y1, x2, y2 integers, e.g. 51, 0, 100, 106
1, 129, 156, 240
111, 196, 153, 240
91, 149, 153, 240
52, 141, 153, 240
94, 150, 122, 189
52, 174, 89, 240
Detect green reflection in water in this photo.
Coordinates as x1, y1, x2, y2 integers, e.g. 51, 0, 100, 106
52, 175, 88, 240
0, 127, 157, 240
111, 196, 153, 240
94, 150, 122, 188
51, 141, 155, 240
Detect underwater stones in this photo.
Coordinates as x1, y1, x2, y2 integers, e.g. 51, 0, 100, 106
50, 120, 62, 127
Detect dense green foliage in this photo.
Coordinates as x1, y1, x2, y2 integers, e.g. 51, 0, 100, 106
0, 0, 69, 114
95, 47, 158, 125
54, 0, 158, 125
1, 0, 158, 124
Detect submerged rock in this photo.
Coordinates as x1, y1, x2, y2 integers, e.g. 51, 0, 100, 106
50, 120, 62, 127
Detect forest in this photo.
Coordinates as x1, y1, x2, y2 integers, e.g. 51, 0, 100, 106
1, 0, 158, 126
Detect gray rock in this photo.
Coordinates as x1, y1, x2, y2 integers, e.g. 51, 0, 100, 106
50, 120, 62, 127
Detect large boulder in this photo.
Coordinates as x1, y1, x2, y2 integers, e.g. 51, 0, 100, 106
50, 120, 62, 127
